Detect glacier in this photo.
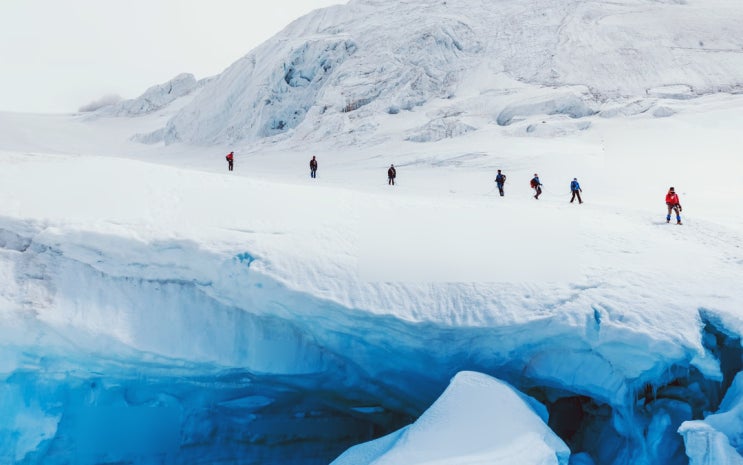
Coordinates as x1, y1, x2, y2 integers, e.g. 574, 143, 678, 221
125, 0, 743, 146
2, 0, 743, 463
1, 129, 742, 464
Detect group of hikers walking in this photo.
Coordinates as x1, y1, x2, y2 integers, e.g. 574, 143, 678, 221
224, 152, 683, 225
500, 171, 580, 204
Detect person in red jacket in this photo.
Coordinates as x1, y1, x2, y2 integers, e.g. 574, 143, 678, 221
665, 186, 682, 224
225, 151, 234, 171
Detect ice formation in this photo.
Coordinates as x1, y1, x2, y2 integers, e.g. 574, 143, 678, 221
2, 0, 743, 464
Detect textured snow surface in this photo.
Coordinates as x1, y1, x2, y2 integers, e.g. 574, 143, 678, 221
139, 0, 743, 145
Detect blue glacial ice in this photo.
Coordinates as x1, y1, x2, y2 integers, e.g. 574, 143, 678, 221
1, 218, 742, 465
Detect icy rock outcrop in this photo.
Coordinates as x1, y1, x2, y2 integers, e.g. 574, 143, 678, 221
331, 371, 570, 465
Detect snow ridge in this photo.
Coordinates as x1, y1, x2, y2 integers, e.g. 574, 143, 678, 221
94, 73, 202, 117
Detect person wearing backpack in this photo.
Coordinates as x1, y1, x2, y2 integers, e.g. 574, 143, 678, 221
530, 174, 542, 199
388, 164, 397, 185
665, 187, 683, 225
495, 169, 507, 196
570, 178, 583, 204
309, 156, 318, 178
225, 151, 234, 171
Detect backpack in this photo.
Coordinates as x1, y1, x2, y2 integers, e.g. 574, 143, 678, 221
530, 179, 537, 188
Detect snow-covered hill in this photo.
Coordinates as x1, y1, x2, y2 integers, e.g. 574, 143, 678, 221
135, 0, 743, 146
2, 1, 743, 465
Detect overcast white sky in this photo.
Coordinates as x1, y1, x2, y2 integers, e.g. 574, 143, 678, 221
0, 1, 345, 113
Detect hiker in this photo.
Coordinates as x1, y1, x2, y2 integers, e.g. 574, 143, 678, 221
225, 151, 234, 171
530, 173, 542, 199
388, 164, 397, 185
310, 156, 318, 178
665, 187, 683, 225
570, 178, 583, 204
495, 169, 507, 196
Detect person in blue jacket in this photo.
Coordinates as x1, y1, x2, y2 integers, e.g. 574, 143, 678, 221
494, 169, 506, 196
530, 174, 542, 199
570, 178, 583, 204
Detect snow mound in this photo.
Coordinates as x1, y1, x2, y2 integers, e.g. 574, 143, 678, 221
496, 91, 597, 126
406, 117, 476, 142
331, 371, 570, 465
653, 106, 677, 118
522, 119, 592, 137
647, 85, 695, 100
598, 100, 654, 118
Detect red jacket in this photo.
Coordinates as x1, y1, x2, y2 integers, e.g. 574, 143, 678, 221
665, 192, 680, 205
226, 153, 234, 161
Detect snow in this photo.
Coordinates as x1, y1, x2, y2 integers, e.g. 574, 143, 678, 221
331, 371, 570, 465
2, 91, 743, 463
1, 0, 743, 464
94, 73, 202, 117
136, 0, 743, 146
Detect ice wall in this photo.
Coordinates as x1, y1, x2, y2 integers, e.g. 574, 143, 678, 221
2, 217, 741, 465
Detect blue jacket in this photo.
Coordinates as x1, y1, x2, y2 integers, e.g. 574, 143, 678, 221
571, 180, 581, 191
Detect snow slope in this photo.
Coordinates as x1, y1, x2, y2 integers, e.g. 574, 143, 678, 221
135, 0, 743, 146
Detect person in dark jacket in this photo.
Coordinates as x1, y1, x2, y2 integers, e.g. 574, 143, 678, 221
495, 169, 506, 197
310, 156, 318, 178
225, 151, 234, 171
665, 187, 682, 224
388, 164, 397, 185
530, 173, 542, 199
570, 178, 583, 204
